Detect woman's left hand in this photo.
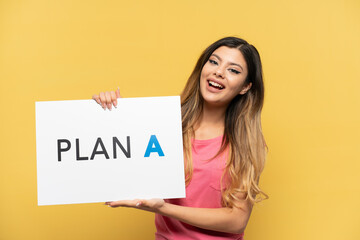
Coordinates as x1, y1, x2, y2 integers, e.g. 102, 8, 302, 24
105, 198, 165, 213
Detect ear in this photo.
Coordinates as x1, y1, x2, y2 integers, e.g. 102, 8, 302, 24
239, 82, 252, 95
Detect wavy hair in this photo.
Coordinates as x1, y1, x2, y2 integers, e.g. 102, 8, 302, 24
181, 37, 268, 206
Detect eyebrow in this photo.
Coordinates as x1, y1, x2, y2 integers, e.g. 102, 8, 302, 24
211, 53, 244, 71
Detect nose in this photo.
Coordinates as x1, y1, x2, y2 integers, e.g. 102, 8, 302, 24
214, 66, 225, 78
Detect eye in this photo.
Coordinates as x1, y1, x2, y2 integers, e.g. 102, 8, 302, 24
208, 59, 218, 65
229, 68, 241, 74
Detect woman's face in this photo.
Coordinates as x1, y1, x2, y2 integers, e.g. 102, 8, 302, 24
199, 46, 251, 108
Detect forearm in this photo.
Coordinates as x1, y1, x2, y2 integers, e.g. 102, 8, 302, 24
106, 198, 251, 233
156, 202, 250, 234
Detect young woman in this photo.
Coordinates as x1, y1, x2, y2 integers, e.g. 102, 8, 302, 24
93, 37, 268, 239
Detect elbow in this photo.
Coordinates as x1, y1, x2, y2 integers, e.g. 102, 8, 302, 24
224, 205, 252, 234
233, 225, 246, 235
228, 205, 252, 234
228, 219, 247, 234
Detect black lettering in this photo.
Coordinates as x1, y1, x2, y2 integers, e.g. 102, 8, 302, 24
57, 139, 71, 162
76, 138, 89, 161
90, 137, 110, 160
113, 136, 131, 158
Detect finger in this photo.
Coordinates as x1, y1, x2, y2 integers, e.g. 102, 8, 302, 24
105, 92, 112, 110
92, 94, 101, 105
110, 199, 144, 208
116, 87, 121, 98
110, 91, 117, 108
99, 92, 106, 110
109, 199, 139, 208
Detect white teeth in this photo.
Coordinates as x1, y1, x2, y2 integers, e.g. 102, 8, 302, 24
209, 80, 224, 89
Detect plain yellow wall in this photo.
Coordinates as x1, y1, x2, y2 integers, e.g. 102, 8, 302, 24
1, 0, 359, 239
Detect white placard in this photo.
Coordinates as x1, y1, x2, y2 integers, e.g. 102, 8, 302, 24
35, 96, 185, 206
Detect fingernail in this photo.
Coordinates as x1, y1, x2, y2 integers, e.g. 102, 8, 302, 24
136, 202, 141, 207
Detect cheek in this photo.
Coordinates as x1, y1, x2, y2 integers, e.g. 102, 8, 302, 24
200, 75, 207, 90
201, 63, 212, 76
200, 70, 205, 80
228, 77, 247, 92
200, 67, 209, 84
199, 68, 204, 78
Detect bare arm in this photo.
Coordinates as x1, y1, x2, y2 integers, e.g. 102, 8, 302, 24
106, 194, 252, 234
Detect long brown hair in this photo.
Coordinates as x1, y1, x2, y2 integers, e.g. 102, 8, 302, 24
181, 37, 268, 206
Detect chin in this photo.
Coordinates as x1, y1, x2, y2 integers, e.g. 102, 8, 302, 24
202, 97, 226, 108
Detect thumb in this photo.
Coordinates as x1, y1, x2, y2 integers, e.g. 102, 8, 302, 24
116, 87, 122, 98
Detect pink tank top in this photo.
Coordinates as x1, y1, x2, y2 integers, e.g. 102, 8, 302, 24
155, 135, 244, 239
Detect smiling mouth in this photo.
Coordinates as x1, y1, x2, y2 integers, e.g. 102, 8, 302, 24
208, 80, 225, 90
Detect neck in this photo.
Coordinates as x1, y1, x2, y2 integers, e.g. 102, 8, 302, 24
194, 102, 227, 140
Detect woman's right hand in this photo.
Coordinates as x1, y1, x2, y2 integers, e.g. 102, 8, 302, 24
92, 87, 121, 110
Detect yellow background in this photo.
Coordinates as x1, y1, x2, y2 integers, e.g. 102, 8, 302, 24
1, 0, 359, 239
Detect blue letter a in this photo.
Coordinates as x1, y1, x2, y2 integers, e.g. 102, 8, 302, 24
144, 135, 165, 157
